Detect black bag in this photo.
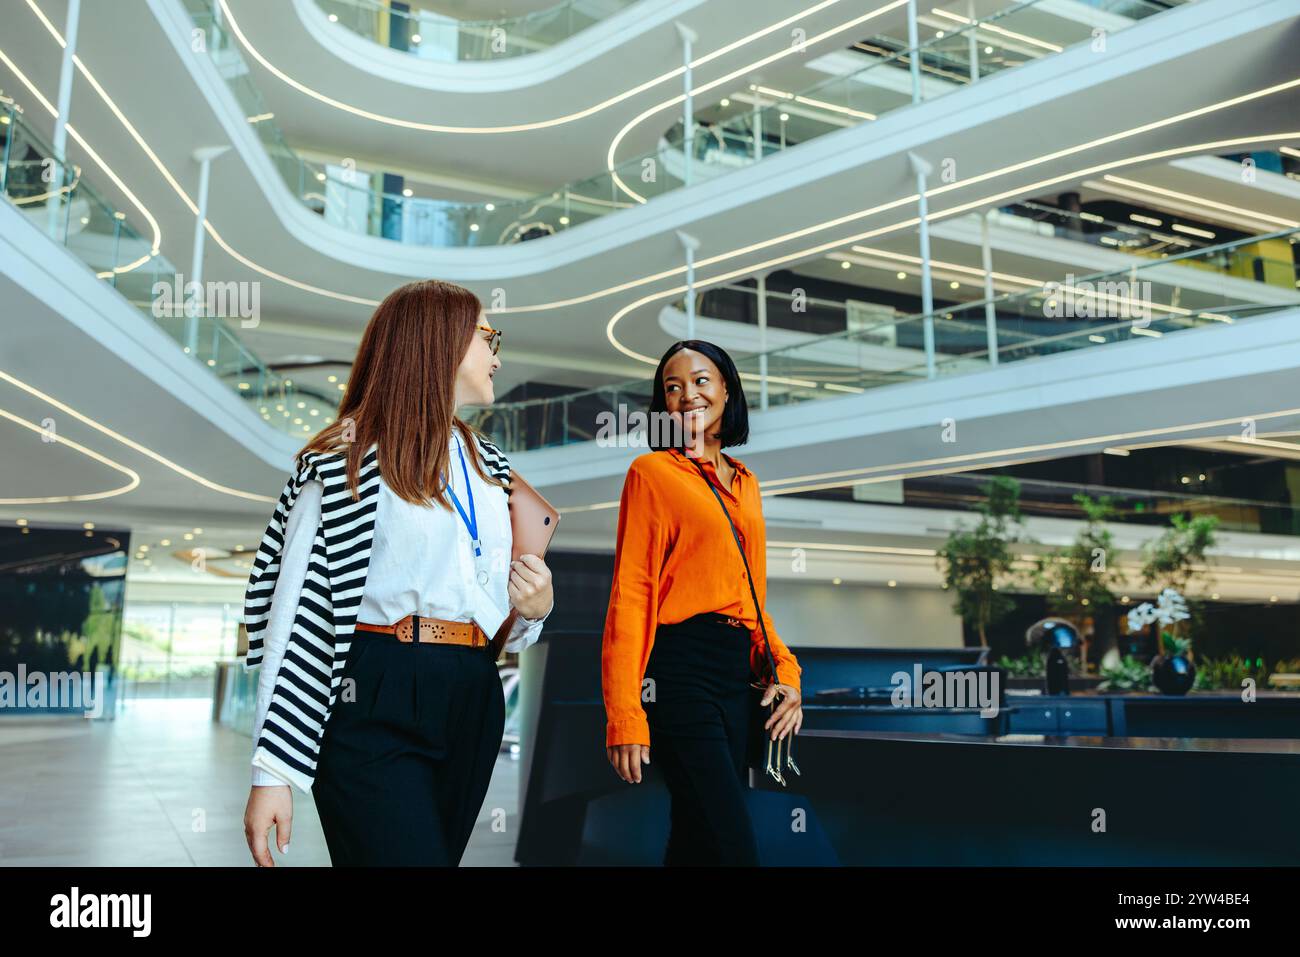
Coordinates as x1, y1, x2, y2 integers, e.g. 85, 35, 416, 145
687, 457, 800, 786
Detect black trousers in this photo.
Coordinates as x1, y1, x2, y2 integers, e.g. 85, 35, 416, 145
644, 613, 760, 866
311, 627, 505, 866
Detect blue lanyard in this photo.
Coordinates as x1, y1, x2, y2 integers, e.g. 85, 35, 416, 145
444, 434, 481, 557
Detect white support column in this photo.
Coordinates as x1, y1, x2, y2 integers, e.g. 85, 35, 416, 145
968, 0, 980, 82
980, 210, 998, 365
907, 0, 921, 104
757, 272, 769, 410
187, 146, 231, 354
751, 90, 763, 162
908, 152, 936, 378
676, 22, 698, 187
47, 0, 81, 239
677, 230, 700, 340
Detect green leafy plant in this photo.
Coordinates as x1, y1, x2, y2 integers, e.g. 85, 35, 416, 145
1097, 654, 1152, 692
936, 476, 1029, 647
1034, 494, 1124, 630
1192, 655, 1264, 691
1140, 514, 1220, 593
996, 649, 1046, 678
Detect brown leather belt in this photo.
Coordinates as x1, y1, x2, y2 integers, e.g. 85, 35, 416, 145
356, 614, 488, 648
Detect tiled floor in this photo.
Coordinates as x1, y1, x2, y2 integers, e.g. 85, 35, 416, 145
0, 699, 521, 867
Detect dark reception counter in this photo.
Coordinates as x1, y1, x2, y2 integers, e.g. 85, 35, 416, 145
751, 729, 1300, 865
514, 633, 1300, 866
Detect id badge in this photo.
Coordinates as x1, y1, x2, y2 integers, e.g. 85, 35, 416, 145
472, 538, 492, 587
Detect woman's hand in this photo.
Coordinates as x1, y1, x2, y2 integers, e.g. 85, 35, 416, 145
607, 743, 650, 784
761, 684, 803, 741
508, 553, 553, 621
244, 785, 293, 867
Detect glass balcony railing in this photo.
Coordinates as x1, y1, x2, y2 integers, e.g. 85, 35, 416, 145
798, 472, 1300, 538
688, 202, 1298, 338
0, 100, 335, 437
465, 227, 1300, 452
314, 0, 638, 61
182, 0, 1187, 248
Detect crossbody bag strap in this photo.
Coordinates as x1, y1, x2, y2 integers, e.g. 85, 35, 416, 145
688, 458, 781, 685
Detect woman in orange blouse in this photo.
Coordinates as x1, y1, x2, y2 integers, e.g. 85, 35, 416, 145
601, 339, 802, 866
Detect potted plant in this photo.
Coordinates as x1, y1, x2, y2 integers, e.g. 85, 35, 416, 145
1127, 588, 1195, 695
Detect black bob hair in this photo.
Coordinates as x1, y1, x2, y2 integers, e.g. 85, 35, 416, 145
647, 339, 749, 450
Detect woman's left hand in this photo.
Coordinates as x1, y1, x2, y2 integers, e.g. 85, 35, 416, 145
508, 553, 554, 621
761, 684, 803, 741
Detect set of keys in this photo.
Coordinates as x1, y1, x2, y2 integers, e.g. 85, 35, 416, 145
756, 687, 801, 786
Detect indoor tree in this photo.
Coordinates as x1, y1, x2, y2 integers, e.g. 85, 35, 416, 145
1140, 513, 1219, 594
1033, 494, 1125, 670
936, 476, 1028, 648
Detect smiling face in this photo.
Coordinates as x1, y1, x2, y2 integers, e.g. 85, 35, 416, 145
453, 312, 502, 408
661, 348, 728, 445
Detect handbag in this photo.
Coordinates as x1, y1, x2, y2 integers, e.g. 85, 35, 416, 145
687, 457, 800, 786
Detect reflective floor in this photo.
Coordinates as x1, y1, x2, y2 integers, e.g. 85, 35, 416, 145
0, 699, 521, 867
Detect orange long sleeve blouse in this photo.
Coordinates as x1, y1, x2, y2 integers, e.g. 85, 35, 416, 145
601, 447, 802, 747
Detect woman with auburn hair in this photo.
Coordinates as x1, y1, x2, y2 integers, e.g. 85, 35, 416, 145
602, 339, 803, 866
241, 279, 554, 867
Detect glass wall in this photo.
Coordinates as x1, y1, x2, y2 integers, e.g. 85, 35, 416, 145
119, 600, 241, 699
0, 524, 128, 718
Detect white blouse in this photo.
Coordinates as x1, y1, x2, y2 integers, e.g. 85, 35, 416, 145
250, 433, 552, 786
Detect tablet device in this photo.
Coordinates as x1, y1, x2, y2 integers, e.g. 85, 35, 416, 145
490, 470, 561, 657
507, 470, 561, 561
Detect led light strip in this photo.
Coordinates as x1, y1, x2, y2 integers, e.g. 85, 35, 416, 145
0, 44, 160, 267
929, 8, 1062, 53
18, 4, 379, 307
607, 0, 911, 203
0, 369, 276, 503
493, 105, 1300, 324
0, 407, 140, 503
840, 246, 1201, 324
217, 0, 855, 133
560, 407, 1300, 514
1100, 174, 1300, 230
601, 131, 1300, 364
18, 0, 1299, 357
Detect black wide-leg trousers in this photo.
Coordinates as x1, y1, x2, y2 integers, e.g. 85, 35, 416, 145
311, 628, 505, 866
644, 613, 760, 866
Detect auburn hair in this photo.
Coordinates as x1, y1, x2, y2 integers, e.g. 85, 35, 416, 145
297, 279, 506, 507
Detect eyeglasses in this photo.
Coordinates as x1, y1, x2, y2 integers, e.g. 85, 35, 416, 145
477, 324, 503, 356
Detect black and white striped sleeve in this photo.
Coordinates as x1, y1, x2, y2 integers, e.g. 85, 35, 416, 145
250, 477, 322, 787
